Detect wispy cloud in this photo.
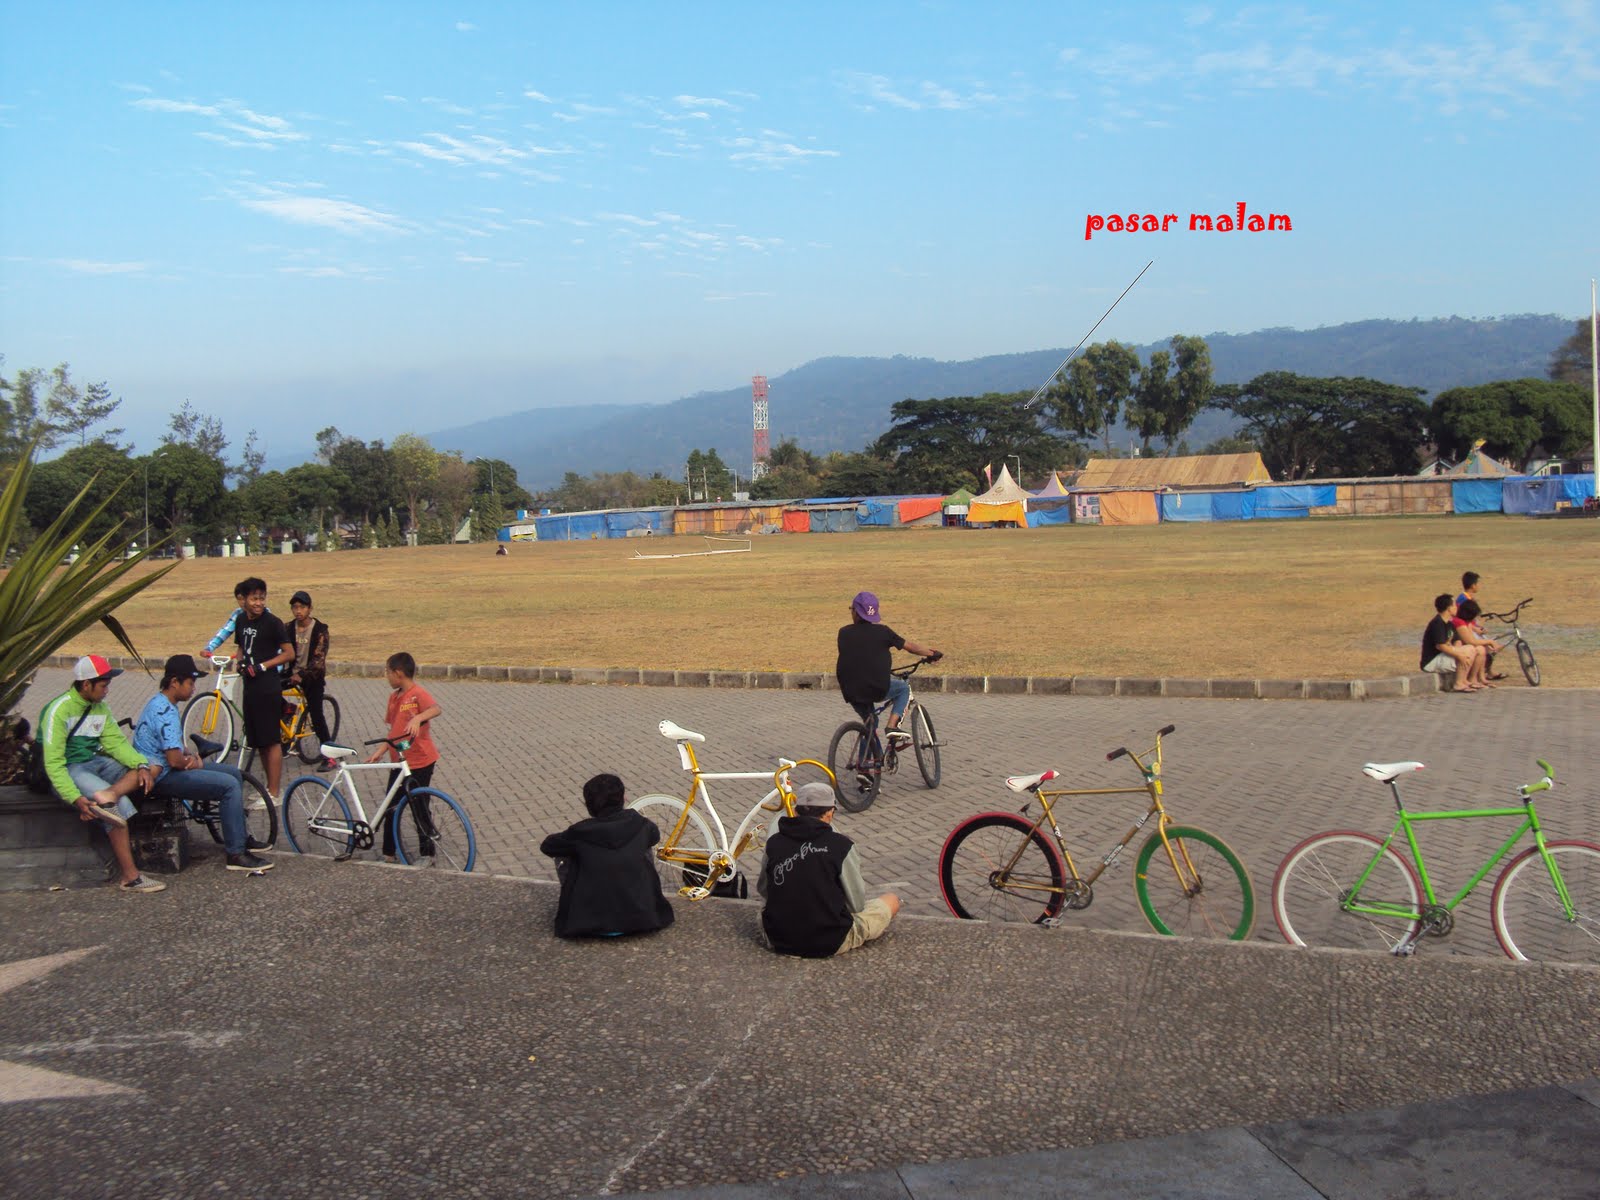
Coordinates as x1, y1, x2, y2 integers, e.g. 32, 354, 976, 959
456, 21, 476, 32
725, 131, 840, 168
237, 188, 409, 235
132, 94, 308, 148
836, 71, 998, 111
54, 259, 150, 275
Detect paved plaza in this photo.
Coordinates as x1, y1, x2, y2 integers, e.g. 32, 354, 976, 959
3, 669, 1598, 1197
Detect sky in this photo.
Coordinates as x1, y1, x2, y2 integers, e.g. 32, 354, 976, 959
2, 1, 1597, 457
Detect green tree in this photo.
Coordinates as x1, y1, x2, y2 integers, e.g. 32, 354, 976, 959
1548, 317, 1595, 389
326, 435, 396, 526
471, 457, 534, 511
873, 392, 1073, 494
1126, 336, 1214, 455
750, 463, 820, 501
1045, 341, 1141, 453
164, 401, 228, 462
24, 442, 138, 545
41, 367, 124, 448
142, 442, 229, 549
818, 451, 897, 496
1429, 379, 1591, 471
1, 361, 62, 462
388, 432, 438, 534
1212, 373, 1428, 479
685, 449, 734, 500
282, 463, 342, 547
432, 452, 476, 541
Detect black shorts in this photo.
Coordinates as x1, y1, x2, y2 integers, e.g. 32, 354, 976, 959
241, 683, 283, 750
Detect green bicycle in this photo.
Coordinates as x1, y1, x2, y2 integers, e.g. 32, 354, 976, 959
1272, 758, 1598, 962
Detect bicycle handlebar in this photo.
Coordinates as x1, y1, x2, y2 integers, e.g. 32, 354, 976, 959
891, 652, 943, 679
1107, 724, 1177, 761
1520, 758, 1556, 796
1483, 597, 1533, 622
364, 735, 413, 752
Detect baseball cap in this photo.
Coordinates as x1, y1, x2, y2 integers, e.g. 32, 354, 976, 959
162, 654, 208, 681
792, 782, 838, 811
851, 591, 881, 623
73, 654, 123, 681
290, 590, 312, 606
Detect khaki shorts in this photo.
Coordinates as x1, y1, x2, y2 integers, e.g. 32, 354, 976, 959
836, 897, 896, 955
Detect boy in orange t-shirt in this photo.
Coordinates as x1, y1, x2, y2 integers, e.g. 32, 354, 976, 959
366, 651, 443, 860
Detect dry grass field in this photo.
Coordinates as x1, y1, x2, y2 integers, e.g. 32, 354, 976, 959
54, 515, 1599, 685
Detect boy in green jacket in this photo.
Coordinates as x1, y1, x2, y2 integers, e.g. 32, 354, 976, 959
39, 654, 165, 893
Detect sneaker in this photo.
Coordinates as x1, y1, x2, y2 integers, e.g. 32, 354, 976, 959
244, 793, 269, 812
244, 836, 273, 853
89, 802, 128, 829
226, 852, 275, 872
886, 730, 912, 746
119, 875, 166, 893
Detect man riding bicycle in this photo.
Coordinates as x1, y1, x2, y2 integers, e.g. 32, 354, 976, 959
834, 591, 941, 746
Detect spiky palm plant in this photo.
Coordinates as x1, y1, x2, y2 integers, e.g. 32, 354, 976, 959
1, 444, 177, 759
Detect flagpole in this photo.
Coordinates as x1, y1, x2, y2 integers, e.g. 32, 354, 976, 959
1590, 278, 1597, 488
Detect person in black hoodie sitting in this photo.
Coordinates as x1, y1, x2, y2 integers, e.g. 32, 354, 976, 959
757, 782, 901, 957
539, 774, 675, 938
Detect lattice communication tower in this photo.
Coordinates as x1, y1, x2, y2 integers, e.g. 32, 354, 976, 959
751, 375, 770, 480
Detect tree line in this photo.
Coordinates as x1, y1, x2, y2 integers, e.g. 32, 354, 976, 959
4, 319, 1593, 547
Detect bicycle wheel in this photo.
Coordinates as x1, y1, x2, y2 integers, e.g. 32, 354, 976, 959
939, 813, 1066, 924
911, 703, 940, 789
629, 795, 721, 893
1516, 639, 1540, 687
392, 787, 476, 872
281, 777, 354, 858
827, 721, 881, 812
294, 694, 342, 763
1272, 831, 1422, 952
1134, 825, 1255, 940
1490, 840, 1600, 964
238, 770, 278, 849
181, 693, 236, 763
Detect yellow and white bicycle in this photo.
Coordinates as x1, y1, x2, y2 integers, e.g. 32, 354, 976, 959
629, 720, 835, 900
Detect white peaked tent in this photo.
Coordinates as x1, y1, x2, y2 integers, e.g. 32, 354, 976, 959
967, 464, 1030, 527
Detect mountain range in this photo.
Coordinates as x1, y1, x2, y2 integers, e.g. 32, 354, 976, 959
412, 314, 1574, 488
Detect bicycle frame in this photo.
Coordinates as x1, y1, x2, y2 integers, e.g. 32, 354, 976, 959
1005, 727, 1198, 901
1340, 780, 1576, 929
317, 757, 414, 838
645, 722, 835, 894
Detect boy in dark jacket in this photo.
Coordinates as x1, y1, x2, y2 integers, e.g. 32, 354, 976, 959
757, 782, 901, 957
539, 774, 674, 938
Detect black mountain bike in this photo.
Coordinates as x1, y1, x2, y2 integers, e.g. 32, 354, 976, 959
1482, 597, 1539, 686
827, 655, 942, 812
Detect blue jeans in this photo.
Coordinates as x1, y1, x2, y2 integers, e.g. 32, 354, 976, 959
152, 763, 247, 855
65, 755, 139, 826
884, 676, 911, 719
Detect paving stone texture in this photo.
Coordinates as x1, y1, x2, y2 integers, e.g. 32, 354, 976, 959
4, 667, 1597, 1198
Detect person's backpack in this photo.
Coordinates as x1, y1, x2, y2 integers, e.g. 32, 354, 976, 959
24, 709, 91, 795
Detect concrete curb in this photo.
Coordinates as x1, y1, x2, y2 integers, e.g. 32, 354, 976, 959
44, 655, 1448, 701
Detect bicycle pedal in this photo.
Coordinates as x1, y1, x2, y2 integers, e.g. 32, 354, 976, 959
334, 850, 353, 863
679, 885, 712, 901
1040, 917, 1062, 928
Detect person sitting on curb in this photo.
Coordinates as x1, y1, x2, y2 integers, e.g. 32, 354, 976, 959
132, 654, 274, 873
539, 773, 675, 938
757, 782, 901, 957
38, 654, 164, 893
1457, 571, 1506, 680
1451, 599, 1504, 688
1420, 594, 1483, 693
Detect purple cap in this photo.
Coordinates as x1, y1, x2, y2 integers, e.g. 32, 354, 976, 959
851, 592, 881, 623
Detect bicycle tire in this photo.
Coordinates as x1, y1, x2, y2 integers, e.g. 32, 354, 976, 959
392, 787, 476, 872
293, 694, 342, 763
911, 703, 940, 789
1516, 640, 1540, 687
1490, 840, 1600, 964
827, 721, 881, 812
1272, 831, 1422, 952
238, 769, 278, 849
1134, 825, 1255, 940
939, 812, 1066, 924
181, 693, 237, 763
629, 795, 722, 893
281, 776, 355, 858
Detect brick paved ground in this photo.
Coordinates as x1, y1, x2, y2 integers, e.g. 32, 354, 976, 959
28, 666, 1598, 959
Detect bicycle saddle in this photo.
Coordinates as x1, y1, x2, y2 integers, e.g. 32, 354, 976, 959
321, 743, 357, 761
658, 720, 706, 743
1006, 770, 1058, 793
1362, 761, 1425, 783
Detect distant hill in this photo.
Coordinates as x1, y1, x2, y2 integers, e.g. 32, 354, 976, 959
422, 314, 1573, 488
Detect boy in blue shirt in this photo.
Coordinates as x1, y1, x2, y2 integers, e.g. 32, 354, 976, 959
133, 655, 274, 872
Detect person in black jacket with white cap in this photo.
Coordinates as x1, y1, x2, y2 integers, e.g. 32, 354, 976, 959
757, 782, 901, 957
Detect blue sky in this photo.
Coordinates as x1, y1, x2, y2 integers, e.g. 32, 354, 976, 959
3, 1, 1596, 457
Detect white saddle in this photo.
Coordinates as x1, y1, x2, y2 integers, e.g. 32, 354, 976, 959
1006, 769, 1058, 793
658, 720, 706, 743
1362, 761, 1425, 783
321, 743, 357, 761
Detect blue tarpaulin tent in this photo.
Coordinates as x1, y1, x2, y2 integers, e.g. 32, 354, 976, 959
605, 509, 670, 537
809, 507, 859, 533
1558, 473, 1596, 504
1501, 477, 1563, 514
1451, 479, 1503, 514
856, 498, 900, 527
1159, 490, 1259, 522
1029, 500, 1074, 527
536, 511, 608, 540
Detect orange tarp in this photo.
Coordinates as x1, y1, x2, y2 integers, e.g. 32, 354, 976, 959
781, 509, 810, 532
897, 496, 944, 524
1097, 491, 1160, 525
